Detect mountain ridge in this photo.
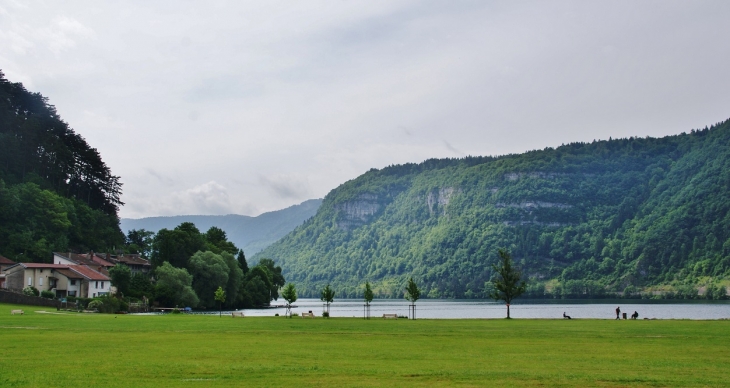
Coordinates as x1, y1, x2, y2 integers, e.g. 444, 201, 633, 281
121, 199, 322, 255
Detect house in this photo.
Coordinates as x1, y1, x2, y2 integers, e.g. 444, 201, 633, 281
3, 263, 111, 298
0, 255, 16, 289
108, 253, 151, 274
53, 252, 114, 276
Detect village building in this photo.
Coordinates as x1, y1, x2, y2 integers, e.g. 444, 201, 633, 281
0, 255, 17, 289
3, 263, 111, 298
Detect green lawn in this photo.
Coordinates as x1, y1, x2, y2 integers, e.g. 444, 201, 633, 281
1, 303, 728, 387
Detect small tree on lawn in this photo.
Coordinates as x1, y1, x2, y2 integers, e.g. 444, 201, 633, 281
320, 284, 335, 317
405, 277, 421, 319
489, 249, 527, 319
363, 281, 374, 319
214, 286, 226, 317
282, 283, 297, 318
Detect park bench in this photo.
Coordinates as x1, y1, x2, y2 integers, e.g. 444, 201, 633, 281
11, 309, 24, 315
231, 311, 245, 318
382, 314, 398, 319
301, 312, 315, 318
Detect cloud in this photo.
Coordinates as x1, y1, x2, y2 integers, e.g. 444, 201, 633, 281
258, 174, 312, 200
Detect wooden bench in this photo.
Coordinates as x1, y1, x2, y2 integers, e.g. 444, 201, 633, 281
382, 314, 398, 319
301, 312, 315, 318
11, 309, 24, 315
231, 311, 245, 318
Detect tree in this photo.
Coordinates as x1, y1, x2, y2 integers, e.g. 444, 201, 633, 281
363, 282, 374, 319
257, 258, 285, 300
237, 249, 249, 274
127, 229, 154, 257
188, 251, 229, 309
205, 226, 238, 255
281, 283, 297, 318
405, 277, 421, 319
220, 252, 243, 308
150, 223, 206, 269
154, 262, 199, 308
108, 264, 132, 297
320, 284, 335, 316
214, 286, 226, 317
128, 273, 154, 299
489, 249, 527, 319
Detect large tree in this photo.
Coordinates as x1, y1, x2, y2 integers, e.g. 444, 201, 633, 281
108, 264, 131, 297
188, 251, 229, 309
151, 222, 206, 269
489, 249, 527, 319
154, 262, 199, 308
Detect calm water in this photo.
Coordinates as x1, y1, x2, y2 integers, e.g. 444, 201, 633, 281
216, 299, 730, 320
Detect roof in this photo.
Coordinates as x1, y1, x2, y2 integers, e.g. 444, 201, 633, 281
55, 268, 84, 280
68, 265, 110, 281
18, 263, 70, 269
54, 252, 115, 267
0, 255, 16, 265
115, 254, 151, 267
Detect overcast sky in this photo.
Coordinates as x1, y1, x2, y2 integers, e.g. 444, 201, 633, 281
2, 1, 729, 219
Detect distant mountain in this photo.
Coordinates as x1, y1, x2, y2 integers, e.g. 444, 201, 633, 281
256, 119, 730, 299
121, 199, 322, 256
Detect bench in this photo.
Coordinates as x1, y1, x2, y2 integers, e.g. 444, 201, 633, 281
231, 311, 245, 318
301, 312, 315, 318
11, 309, 24, 315
382, 314, 398, 319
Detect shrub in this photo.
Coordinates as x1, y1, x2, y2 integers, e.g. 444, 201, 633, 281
87, 300, 103, 311
275, 313, 279, 316
171, 308, 181, 314
23, 286, 40, 296
40, 290, 55, 299
322, 312, 330, 318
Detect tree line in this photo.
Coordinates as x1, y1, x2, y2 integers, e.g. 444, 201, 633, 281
118, 222, 285, 309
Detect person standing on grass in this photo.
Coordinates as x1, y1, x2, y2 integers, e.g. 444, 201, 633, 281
615, 306, 621, 320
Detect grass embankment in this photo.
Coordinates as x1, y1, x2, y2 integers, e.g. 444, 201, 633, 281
1, 303, 728, 387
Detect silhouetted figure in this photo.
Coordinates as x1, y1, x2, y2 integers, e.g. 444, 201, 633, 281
563, 312, 571, 319
631, 311, 639, 320
615, 306, 621, 320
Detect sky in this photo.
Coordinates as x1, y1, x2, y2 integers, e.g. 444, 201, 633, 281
2, 1, 729, 219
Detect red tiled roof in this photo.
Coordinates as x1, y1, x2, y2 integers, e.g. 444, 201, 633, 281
55, 268, 84, 279
0, 255, 16, 265
115, 254, 151, 266
69, 265, 110, 281
54, 252, 114, 267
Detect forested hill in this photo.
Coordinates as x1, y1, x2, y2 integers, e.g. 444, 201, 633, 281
255, 119, 730, 299
0, 71, 124, 261
121, 199, 322, 255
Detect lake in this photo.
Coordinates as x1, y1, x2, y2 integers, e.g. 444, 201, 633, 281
220, 299, 730, 320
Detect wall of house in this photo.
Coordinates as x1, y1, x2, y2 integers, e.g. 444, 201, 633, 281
54, 254, 76, 265
4, 268, 25, 290
88, 280, 110, 297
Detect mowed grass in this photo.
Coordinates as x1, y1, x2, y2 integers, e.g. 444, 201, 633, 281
1, 303, 728, 387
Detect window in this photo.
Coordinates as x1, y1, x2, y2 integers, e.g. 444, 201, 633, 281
100, 281, 104, 289
70, 280, 76, 286
39, 277, 43, 286
68, 291, 76, 296
95, 281, 98, 288
28, 277, 32, 286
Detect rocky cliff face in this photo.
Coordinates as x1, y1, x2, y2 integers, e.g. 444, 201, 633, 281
335, 194, 382, 230
426, 187, 459, 216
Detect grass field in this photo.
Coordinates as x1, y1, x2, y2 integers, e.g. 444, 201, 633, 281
1, 303, 728, 387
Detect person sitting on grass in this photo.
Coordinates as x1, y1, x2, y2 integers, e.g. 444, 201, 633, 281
563, 312, 571, 319
631, 311, 639, 320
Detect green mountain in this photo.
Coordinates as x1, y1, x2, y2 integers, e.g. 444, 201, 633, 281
0, 71, 124, 261
121, 199, 322, 255
255, 119, 730, 299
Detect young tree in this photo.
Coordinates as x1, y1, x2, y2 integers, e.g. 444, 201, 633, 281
363, 282, 374, 319
281, 283, 297, 318
214, 286, 226, 317
364, 282, 374, 305
320, 284, 335, 316
405, 277, 421, 319
489, 249, 527, 319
